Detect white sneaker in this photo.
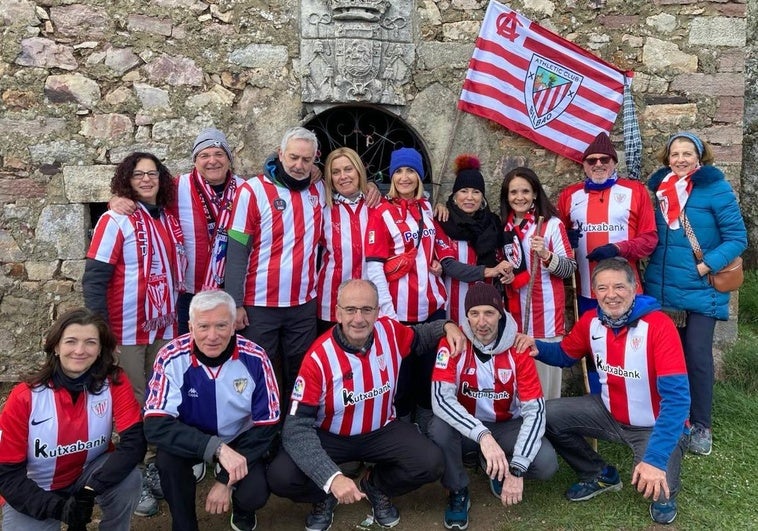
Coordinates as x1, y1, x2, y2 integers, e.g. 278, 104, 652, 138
193, 461, 206, 483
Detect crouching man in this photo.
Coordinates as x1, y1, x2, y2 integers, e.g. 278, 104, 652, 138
267, 279, 466, 531
532, 258, 690, 525
430, 282, 557, 529
144, 290, 280, 531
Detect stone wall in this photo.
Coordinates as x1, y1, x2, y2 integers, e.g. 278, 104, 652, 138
0, 0, 753, 380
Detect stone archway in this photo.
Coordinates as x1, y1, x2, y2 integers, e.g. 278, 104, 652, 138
304, 104, 432, 193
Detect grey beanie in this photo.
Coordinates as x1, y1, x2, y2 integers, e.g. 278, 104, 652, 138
192, 128, 233, 162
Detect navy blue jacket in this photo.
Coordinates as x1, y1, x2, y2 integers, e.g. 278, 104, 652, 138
644, 165, 746, 320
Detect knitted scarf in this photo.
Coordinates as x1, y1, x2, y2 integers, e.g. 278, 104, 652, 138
437, 195, 501, 267
502, 209, 536, 290
131, 205, 186, 332
190, 168, 237, 290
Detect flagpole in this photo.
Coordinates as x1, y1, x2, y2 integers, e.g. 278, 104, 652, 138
434, 106, 463, 203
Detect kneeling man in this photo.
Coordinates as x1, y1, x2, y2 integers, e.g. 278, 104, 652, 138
144, 290, 280, 531
532, 258, 689, 525
267, 279, 465, 531
430, 282, 557, 530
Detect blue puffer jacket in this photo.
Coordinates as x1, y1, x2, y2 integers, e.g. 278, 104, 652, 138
644, 164, 746, 320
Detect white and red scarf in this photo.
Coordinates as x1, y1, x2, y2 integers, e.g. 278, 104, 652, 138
190, 168, 237, 290
132, 205, 187, 331
656, 170, 694, 229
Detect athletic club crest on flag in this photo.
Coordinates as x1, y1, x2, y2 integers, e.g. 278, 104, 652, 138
458, 1, 638, 165
525, 56, 582, 129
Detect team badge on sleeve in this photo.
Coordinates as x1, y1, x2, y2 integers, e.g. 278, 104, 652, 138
435, 348, 450, 369
292, 376, 306, 400
497, 369, 513, 384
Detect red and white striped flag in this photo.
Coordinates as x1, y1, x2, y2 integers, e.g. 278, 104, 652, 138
459, 1, 634, 163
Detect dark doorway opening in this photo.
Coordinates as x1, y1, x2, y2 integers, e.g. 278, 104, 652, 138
304, 104, 432, 194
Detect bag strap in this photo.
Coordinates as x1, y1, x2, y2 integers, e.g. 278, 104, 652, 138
680, 213, 704, 262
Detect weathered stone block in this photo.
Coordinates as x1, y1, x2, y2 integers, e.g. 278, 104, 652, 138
642, 38, 698, 73
1, 0, 38, 26
714, 97, 745, 124
690, 17, 746, 47
61, 259, 85, 281
35, 204, 88, 260
15, 37, 77, 70
718, 50, 745, 73
0, 178, 46, 202
104, 47, 141, 75
442, 21, 481, 42
645, 12, 676, 32
0, 229, 24, 262
127, 14, 173, 36
641, 103, 698, 124
49, 5, 112, 39
44, 73, 101, 108
144, 55, 203, 86
80, 114, 134, 141
417, 42, 474, 71
62, 165, 116, 203
26, 260, 58, 281
134, 83, 171, 109
0, 117, 66, 137
228, 45, 289, 69
670, 73, 744, 97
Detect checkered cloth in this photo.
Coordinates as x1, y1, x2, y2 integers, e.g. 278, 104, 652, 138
623, 77, 642, 180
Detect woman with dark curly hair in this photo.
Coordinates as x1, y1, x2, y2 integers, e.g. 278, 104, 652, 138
0, 308, 145, 530
83, 152, 186, 516
499, 167, 576, 399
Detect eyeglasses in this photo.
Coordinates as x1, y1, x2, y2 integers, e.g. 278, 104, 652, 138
131, 170, 160, 180
584, 156, 612, 166
337, 305, 377, 316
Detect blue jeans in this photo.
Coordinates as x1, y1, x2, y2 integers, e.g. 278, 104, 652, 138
545, 394, 687, 500
2, 452, 141, 531
679, 312, 716, 429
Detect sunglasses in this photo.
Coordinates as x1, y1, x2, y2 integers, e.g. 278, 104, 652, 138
585, 156, 612, 165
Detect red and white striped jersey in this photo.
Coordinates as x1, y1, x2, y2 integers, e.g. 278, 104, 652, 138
364, 199, 447, 322
87, 210, 181, 345
557, 179, 655, 298
316, 199, 370, 322
0, 376, 141, 491
172, 172, 244, 294
507, 217, 572, 338
229, 175, 324, 307
561, 310, 687, 427
290, 317, 414, 436
432, 338, 542, 423
434, 231, 478, 323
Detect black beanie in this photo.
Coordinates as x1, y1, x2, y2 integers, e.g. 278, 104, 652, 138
464, 282, 504, 317
452, 154, 485, 194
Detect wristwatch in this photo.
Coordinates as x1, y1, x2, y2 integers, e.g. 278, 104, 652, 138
509, 465, 525, 478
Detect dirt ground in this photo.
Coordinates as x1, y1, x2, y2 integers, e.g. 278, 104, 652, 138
99, 466, 509, 531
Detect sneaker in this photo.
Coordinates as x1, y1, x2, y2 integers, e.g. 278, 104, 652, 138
305, 494, 338, 531
489, 477, 503, 499
144, 463, 164, 499
134, 476, 159, 517
444, 487, 471, 530
565, 465, 623, 502
360, 473, 400, 528
193, 461, 207, 482
689, 425, 712, 456
231, 506, 257, 531
649, 499, 678, 525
